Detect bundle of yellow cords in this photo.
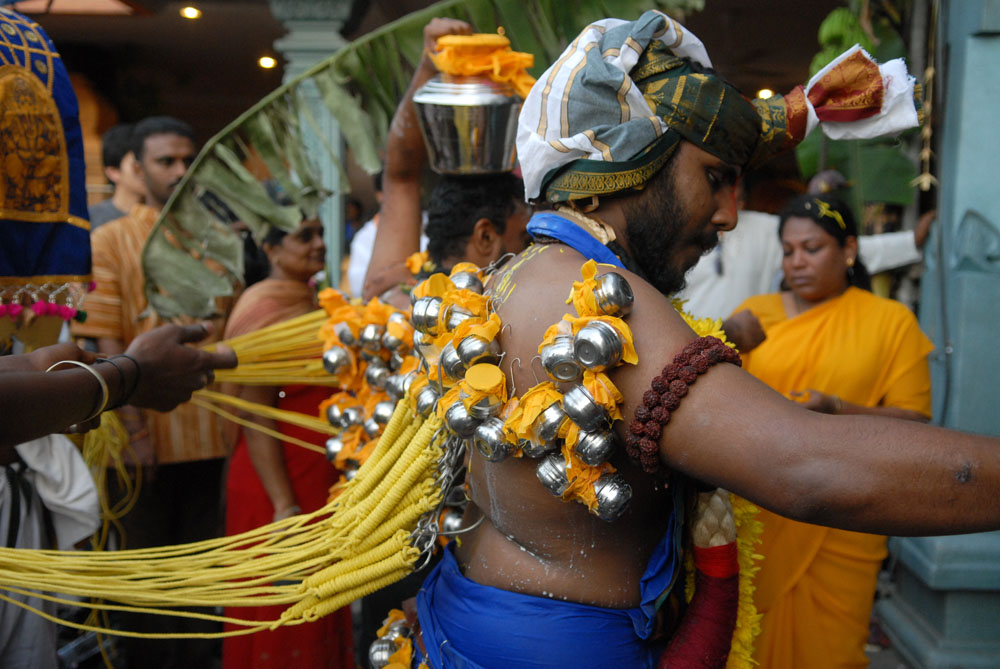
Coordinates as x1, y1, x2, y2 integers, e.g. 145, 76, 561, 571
0, 398, 446, 639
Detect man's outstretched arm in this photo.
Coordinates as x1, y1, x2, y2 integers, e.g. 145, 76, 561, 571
362, 18, 473, 300
615, 273, 1000, 537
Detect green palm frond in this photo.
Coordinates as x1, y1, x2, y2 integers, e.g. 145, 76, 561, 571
142, 0, 701, 319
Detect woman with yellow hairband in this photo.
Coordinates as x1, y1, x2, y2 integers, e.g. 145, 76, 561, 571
730, 193, 933, 667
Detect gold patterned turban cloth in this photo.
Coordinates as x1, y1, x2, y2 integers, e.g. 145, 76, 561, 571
516, 10, 921, 204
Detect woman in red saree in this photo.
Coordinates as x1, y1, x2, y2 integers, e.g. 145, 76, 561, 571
222, 218, 353, 669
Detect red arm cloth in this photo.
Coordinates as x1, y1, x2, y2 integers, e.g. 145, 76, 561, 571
659, 542, 739, 668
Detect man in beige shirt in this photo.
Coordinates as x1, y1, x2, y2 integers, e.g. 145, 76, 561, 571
73, 116, 226, 667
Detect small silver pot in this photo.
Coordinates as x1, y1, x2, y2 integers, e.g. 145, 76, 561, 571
561, 385, 610, 432
388, 351, 406, 371
411, 297, 442, 335
594, 272, 634, 317
540, 335, 583, 382
412, 74, 522, 175
533, 402, 568, 442
473, 417, 514, 462
440, 507, 465, 534
573, 321, 623, 371
467, 395, 502, 420
440, 342, 466, 380
340, 406, 364, 428
382, 331, 404, 352
386, 371, 417, 401
325, 404, 343, 426
333, 321, 356, 347
445, 401, 479, 438
521, 437, 557, 458
451, 271, 484, 294
373, 400, 396, 424
322, 346, 350, 375
415, 385, 440, 417
457, 335, 500, 367
536, 455, 570, 496
363, 417, 381, 438
381, 619, 410, 641
593, 473, 633, 522
368, 637, 395, 668
324, 437, 343, 462
365, 364, 389, 390
444, 305, 475, 332
360, 323, 385, 352
574, 429, 618, 466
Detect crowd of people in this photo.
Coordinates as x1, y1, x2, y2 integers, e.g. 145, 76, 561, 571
4, 5, 1000, 669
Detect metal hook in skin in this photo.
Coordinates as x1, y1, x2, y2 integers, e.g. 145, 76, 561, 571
529, 355, 544, 386
439, 514, 485, 537
507, 356, 522, 397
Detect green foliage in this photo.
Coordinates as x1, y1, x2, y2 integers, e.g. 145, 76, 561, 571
143, 0, 699, 319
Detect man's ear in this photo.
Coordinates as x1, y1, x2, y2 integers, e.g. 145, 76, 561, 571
469, 218, 500, 259
844, 235, 859, 266
103, 166, 121, 186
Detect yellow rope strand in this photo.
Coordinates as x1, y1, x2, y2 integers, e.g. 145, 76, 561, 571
0, 401, 447, 638
190, 399, 326, 454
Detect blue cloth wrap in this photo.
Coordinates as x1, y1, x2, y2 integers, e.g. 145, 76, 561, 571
415, 533, 679, 669
0, 9, 90, 282
526, 212, 625, 269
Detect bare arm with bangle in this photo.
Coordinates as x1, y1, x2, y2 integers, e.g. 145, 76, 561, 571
0, 322, 237, 450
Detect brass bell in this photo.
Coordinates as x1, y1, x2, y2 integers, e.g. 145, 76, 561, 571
473, 417, 514, 462
540, 335, 583, 382
573, 321, 623, 371
533, 402, 568, 442
333, 321, 356, 347
451, 271, 484, 294
574, 429, 619, 466
411, 297, 442, 335
594, 272, 634, 317
360, 323, 385, 352
322, 346, 350, 375
457, 335, 500, 367
536, 455, 569, 496
445, 401, 479, 438
415, 385, 440, 417
440, 342, 466, 380
561, 385, 610, 432
369, 637, 395, 668
373, 401, 396, 424
324, 437, 343, 462
594, 473, 633, 522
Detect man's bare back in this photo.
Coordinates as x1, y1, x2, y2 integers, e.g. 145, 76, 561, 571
456, 243, 688, 608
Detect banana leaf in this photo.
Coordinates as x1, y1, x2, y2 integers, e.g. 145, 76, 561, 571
142, 0, 701, 319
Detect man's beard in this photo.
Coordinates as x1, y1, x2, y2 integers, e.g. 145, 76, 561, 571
621, 163, 716, 296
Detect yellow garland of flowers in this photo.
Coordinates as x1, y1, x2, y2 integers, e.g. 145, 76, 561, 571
674, 297, 762, 669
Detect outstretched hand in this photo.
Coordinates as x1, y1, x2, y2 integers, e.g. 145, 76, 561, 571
1, 342, 98, 374
125, 322, 237, 412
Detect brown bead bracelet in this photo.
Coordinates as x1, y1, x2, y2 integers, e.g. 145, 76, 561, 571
625, 336, 741, 474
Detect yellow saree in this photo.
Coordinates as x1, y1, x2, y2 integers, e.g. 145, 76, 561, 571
735, 287, 932, 668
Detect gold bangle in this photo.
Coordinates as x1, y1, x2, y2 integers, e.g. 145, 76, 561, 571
45, 360, 110, 422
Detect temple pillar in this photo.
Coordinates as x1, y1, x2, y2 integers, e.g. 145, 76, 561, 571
878, 1, 1000, 665
267, 0, 355, 287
